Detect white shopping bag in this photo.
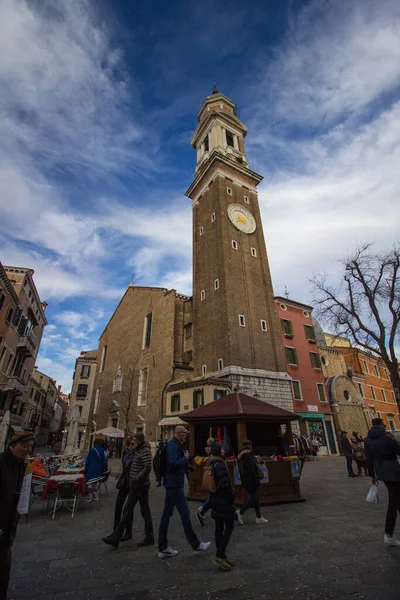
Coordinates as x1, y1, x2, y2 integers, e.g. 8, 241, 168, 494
366, 483, 379, 504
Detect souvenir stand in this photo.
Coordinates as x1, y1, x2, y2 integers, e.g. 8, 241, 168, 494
184, 393, 304, 505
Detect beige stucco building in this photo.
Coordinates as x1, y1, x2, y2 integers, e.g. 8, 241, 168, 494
68, 349, 98, 451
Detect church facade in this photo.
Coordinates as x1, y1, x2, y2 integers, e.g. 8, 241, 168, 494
90, 91, 295, 446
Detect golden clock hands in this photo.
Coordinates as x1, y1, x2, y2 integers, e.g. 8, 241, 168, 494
236, 214, 247, 224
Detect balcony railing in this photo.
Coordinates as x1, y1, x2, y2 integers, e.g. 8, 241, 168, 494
17, 332, 38, 356
6, 376, 28, 395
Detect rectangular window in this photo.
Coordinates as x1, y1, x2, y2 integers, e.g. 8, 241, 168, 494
183, 350, 192, 363
211, 213, 216, 223
170, 394, 180, 413
304, 324, 316, 342
201, 290, 206, 301
214, 279, 219, 291
389, 419, 396, 431
251, 248, 257, 257
363, 360, 369, 374
93, 388, 101, 414
292, 380, 302, 401
227, 187, 232, 196
138, 368, 148, 406
239, 314, 245, 327
381, 389, 386, 402
391, 391, 395, 402
217, 358, 223, 371
370, 386, 376, 400
261, 320, 267, 331
357, 383, 364, 398
202, 364, 207, 376
6, 307, 14, 323
244, 196, 249, 204
310, 352, 322, 369
143, 313, 152, 349
185, 324, 193, 338
200, 226, 204, 236
285, 347, 298, 366
203, 135, 209, 152
76, 384, 88, 398
0, 291, 5, 311
226, 131, 234, 148
214, 388, 227, 400
80, 365, 91, 378
374, 365, 380, 377
100, 345, 108, 372
232, 240, 238, 250
281, 318, 293, 336
317, 383, 327, 403
193, 389, 204, 409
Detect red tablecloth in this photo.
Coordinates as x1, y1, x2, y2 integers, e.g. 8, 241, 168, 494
41, 474, 86, 499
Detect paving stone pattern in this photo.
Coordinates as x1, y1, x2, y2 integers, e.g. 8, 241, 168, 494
9, 457, 400, 600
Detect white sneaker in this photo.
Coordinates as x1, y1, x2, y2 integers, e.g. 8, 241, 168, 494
158, 546, 178, 558
236, 509, 244, 525
256, 517, 268, 524
193, 541, 211, 553
384, 535, 400, 547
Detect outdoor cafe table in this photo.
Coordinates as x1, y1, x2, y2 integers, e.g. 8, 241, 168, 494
41, 473, 86, 500
56, 468, 85, 475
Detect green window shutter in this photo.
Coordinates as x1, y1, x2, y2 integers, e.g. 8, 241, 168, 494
193, 390, 198, 409
318, 385, 326, 402
170, 396, 174, 412
223, 389, 228, 396
201, 389, 204, 406
294, 348, 298, 365
289, 320, 293, 335
177, 394, 180, 412
213, 389, 218, 401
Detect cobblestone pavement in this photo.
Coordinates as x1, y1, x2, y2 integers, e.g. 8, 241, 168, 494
9, 457, 400, 600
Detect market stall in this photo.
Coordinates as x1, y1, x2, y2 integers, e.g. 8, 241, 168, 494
184, 393, 304, 505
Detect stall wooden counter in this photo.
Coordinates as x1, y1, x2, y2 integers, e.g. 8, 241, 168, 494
184, 393, 305, 506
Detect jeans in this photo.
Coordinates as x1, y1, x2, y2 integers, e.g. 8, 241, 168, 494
385, 481, 400, 536
200, 498, 211, 516
113, 486, 153, 543
158, 487, 200, 552
215, 519, 234, 559
240, 489, 261, 518
345, 456, 355, 476
0, 543, 11, 600
114, 484, 133, 534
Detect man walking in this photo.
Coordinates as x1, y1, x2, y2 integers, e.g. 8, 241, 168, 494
340, 431, 356, 477
365, 418, 400, 546
0, 431, 34, 600
102, 432, 154, 549
158, 425, 210, 558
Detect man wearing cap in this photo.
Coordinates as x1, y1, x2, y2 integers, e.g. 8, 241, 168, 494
102, 432, 154, 549
158, 425, 210, 558
0, 431, 34, 599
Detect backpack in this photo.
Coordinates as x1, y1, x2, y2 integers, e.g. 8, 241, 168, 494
201, 465, 216, 493
154, 442, 167, 480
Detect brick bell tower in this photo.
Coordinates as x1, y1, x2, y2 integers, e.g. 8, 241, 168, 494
186, 89, 294, 411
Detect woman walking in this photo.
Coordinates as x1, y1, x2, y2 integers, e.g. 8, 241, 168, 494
236, 440, 268, 525
209, 441, 237, 571
112, 438, 135, 541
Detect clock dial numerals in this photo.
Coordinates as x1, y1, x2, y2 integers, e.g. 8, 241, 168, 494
227, 204, 256, 234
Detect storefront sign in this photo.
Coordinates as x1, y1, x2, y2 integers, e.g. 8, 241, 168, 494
307, 405, 319, 412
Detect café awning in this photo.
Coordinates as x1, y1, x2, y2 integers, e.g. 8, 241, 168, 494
94, 426, 125, 438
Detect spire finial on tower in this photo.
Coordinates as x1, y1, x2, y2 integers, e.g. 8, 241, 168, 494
284, 285, 289, 299
212, 84, 219, 95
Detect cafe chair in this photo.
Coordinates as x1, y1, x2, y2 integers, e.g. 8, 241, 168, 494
85, 476, 103, 510
101, 469, 112, 496
52, 482, 79, 519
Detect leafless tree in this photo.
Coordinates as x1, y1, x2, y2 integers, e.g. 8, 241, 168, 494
105, 346, 141, 437
311, 243, 400, 407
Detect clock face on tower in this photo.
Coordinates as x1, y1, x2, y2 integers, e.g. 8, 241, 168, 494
227, 204, 256, 234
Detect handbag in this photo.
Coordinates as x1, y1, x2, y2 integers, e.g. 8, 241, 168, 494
258, 461, 269, 484
201, 465, 216, 493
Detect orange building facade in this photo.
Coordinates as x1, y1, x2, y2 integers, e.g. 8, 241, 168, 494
338, 347, 400, 431
275, 297, 338, 455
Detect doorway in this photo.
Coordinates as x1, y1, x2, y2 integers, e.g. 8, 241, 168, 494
325, 420, 337, 455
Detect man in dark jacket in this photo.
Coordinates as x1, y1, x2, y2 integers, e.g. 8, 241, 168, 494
340, 431, 356, 477
102, 432, 154, 549
110, 438, 135, 541
0, 431, 34, 600
158, 425, 210, 558
236, 439, 268, 525
365, 418, 400, 547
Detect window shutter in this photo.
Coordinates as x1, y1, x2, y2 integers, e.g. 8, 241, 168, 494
170, 396, 174, 412
294, 349, 298, 365
177, 394, 180, 412
213, 389, 218, 401
193, 390, 198, 409
201, 389, 204, 406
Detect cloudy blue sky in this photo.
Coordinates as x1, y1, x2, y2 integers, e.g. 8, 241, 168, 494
1, 0, 399, 391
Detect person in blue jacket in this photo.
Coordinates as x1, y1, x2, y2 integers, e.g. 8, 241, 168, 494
85, 438, 107, 481
157, 425, 210, 558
